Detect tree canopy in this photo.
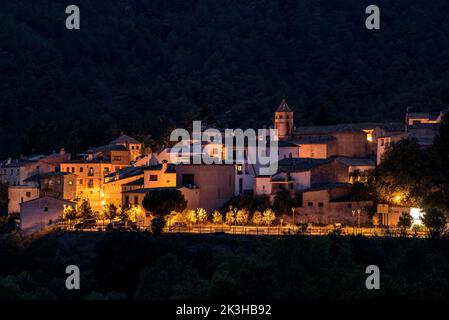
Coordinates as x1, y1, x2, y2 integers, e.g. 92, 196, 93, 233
142, 189, 187, 217
2, 0, 449, 158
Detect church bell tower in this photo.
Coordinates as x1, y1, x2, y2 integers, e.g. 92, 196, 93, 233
274, 99, 294, 140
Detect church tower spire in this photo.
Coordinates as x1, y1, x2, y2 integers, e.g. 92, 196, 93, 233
274, 99, 294, 140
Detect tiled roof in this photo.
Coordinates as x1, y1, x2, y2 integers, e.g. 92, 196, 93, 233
306, 182, 351, 192
276, 99, 292, 112
143, 163, 176, 173
278, 140, 300, 147
23, 171, 72, 182
335, 157, 375, 167
122, 187, 176, 194
110, 133, 141, 145
105, 166, 144, 180
122, 177, 144, 186
62, 160, 110, 164
295, 122, 405, 134
277, 158, 332, 172
291, 136, 335, 145
86, 144, 128, 153
20, 196, 76, 206
0, 159, 36, 168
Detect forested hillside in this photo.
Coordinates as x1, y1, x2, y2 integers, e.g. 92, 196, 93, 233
1, 0, 449, 158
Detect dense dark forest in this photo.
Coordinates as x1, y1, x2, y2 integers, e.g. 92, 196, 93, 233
1, 0, 449, 158
1, 232, 449, 300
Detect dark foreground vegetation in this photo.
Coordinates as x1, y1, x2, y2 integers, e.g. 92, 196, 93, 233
2, 0, 449, 158
1, 231, 449, 300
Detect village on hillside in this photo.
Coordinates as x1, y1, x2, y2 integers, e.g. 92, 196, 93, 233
0, 100, 445, 235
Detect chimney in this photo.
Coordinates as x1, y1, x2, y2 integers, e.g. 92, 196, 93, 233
6, 158, 11, 165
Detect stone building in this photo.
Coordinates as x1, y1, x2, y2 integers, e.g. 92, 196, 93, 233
0, 150, 70, 186
121, 161, 177, 208
103, 166, 145, 207
176, 164, 235, 212
20, 196, 75, 233
274, 99, 294, 140
110, 133, 143, 162
298, 183, 373, 226
8, 186, 40, 214
23, 172, 77, 200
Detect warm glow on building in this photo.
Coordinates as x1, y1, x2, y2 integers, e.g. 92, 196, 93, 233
410, 207, 424, 226
363, 129, 374, 142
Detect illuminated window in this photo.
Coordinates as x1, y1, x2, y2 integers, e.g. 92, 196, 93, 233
236, 164, 243, 174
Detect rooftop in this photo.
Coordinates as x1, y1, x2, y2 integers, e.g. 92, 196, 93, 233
19, 196, 76, 206
110, 133, 141, 145
276, 99, 292, 112
122, 177, 144, 186
122, 187, 177, 194
86, 144, 128, 153
277, 140, 300, 147
144, 163, 176, 173
294, 122, 404, 134
306, 182, 352, 192
0, 159, 36, 168
407, 111, 442, 121
277, 158, 332, 173
23, 171, 72, 182
104, 166, 144, 181
335, 157, 376, 167
291, 136, 335, 145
